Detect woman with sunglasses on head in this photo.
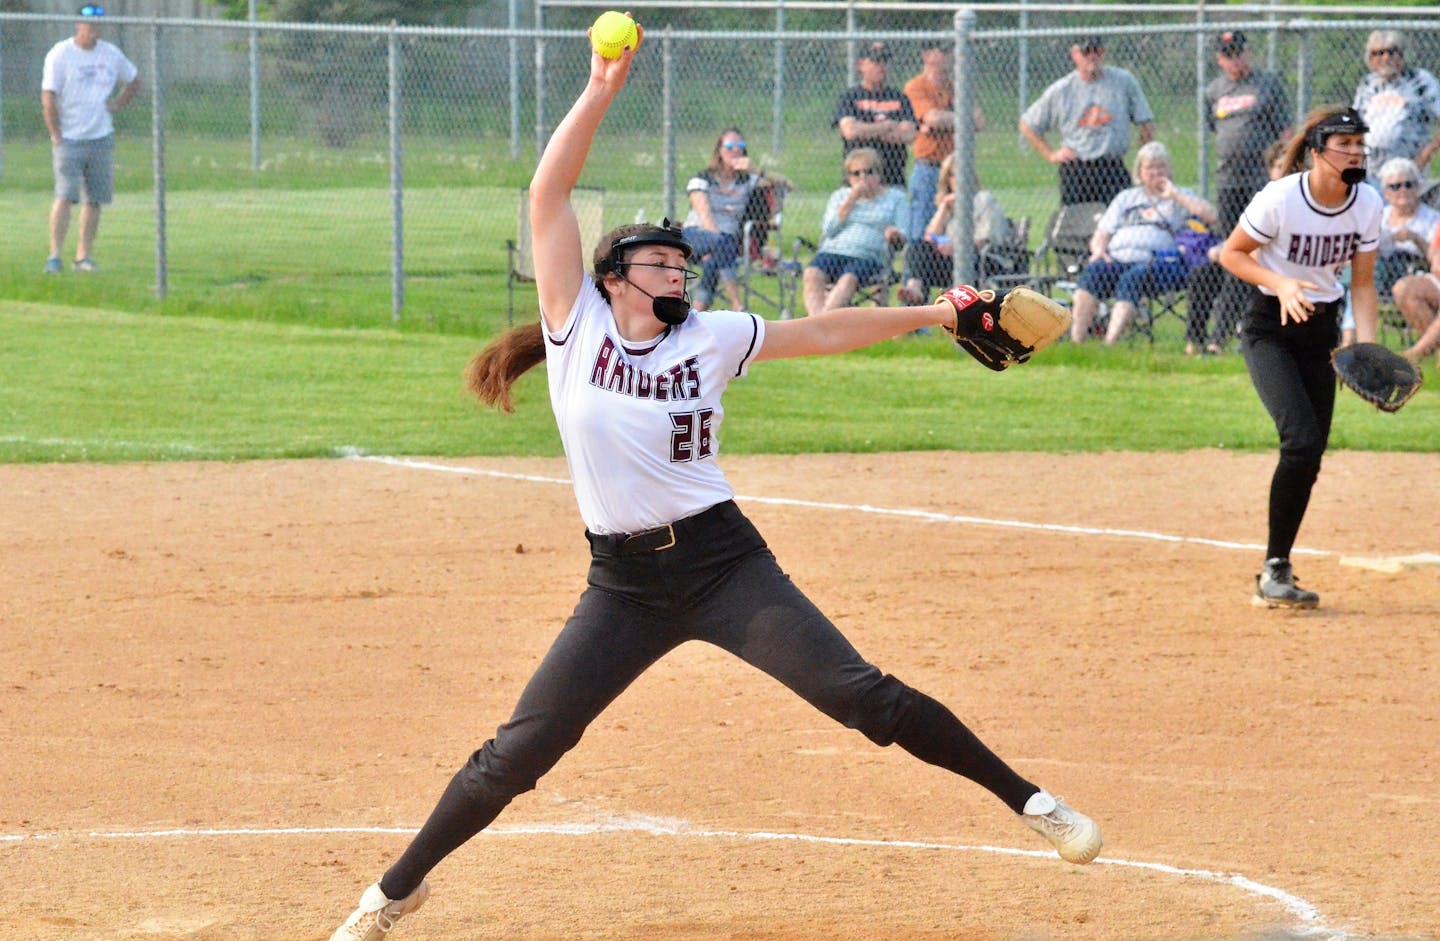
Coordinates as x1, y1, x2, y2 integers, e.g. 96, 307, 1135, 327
801, 147, 908, 316
328, 24, 1101, 941
681, 128, 763, 310
1220, 106, 1383, 610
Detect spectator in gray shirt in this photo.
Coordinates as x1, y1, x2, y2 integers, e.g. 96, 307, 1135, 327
1020, 35, 1154, 206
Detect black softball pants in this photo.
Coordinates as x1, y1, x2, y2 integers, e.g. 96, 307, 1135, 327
379, 501, 1038, 899
1241, 295, 1340, 562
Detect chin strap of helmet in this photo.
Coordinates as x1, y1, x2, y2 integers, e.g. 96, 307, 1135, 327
597, 219, 695, 325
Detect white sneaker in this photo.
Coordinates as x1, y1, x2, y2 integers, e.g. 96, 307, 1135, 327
330, 881, 430, 941
1022, 789, 1102, 864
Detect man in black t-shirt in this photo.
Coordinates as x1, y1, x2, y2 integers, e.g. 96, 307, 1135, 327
833, 41, 917, 189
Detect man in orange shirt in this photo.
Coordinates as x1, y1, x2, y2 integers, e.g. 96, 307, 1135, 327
905, 40, 957, 246
902, 40, 987, 286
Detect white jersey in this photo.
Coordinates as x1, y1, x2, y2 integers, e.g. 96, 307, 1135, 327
42, 38, 138, 141
544, 275, 765, 534
1239, 172, 1382, 302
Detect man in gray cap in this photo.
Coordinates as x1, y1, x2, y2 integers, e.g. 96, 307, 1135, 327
1186, 28, 1291, 354
1207, 31, 1289, 235
1020, 35, 1154, 205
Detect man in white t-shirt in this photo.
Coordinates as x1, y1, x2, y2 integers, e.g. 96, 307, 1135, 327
41, 4, 140, 274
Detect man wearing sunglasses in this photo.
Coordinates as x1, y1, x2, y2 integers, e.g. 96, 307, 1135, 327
1352, 30, 1440, 186
41, 4, 140, 274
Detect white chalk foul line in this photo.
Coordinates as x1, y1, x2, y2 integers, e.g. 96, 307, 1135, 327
2, 818, 1341, 939
352, 454, 1334, 558
0, 434, 213, 456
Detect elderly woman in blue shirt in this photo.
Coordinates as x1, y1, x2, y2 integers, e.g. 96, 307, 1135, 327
1070, 141, 1217, 344
801, 147, 908, 316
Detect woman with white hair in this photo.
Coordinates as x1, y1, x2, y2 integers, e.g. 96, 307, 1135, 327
1069, 141, 1217, 343
1340, 156, 1439, 345
1352, 30, 1440, 178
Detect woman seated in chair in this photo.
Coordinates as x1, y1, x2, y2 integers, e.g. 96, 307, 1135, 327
898, 153, 1013, 304
1342, 157, 1440, 345
1070, 141, 1216, 345
801, 147, 907, 316
682, 127, 763, 311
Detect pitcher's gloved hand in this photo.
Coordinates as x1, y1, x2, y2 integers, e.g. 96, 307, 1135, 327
937, 285, 1072, 371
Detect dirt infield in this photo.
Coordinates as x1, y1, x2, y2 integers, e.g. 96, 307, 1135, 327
3, 451, 1438, 941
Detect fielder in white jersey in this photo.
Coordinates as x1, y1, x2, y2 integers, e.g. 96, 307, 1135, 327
1221, 106, 1383, 611
328, 21, 1103, 941
1239, 170, 1382, 304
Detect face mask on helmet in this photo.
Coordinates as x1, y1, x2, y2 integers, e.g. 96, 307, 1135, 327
595, 220, 696, 325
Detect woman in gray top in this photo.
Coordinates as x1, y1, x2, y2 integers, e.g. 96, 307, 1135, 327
1070, 142, 1216, 344
682, 128, 763, 310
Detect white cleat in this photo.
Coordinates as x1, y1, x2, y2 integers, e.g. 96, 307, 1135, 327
330, 880, 430, 941
1022, 789, 1103, 864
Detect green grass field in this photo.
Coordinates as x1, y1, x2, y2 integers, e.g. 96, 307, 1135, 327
3, 300, 1435, 464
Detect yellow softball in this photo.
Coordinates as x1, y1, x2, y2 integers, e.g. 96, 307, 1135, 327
590, 10, 638, 60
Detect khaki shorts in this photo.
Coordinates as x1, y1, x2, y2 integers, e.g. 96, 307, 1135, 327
53, 135, 116, 205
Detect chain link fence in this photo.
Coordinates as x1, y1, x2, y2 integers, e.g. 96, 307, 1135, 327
1, 5, 1437, 334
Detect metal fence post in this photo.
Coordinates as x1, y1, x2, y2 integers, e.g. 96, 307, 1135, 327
249, 0, 260, 171
0, 18, 7, 181
772, 0, 785, 158
1196, 6, 1210, 198
151, 19, 167, 300
388, 23, 404, 322
1016, 0, 1029, 150
845, 2, 856, 80
952, 8, 976, 287
509, 0, 521, 161
662, 28, 675, 222
534, 0, 547, 154
1267, 0, 1279, 73
1294, 20, 1312, 125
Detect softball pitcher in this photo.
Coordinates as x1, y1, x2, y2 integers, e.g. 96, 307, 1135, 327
1220, 106, 1383, 609
329, 23, 1100, 940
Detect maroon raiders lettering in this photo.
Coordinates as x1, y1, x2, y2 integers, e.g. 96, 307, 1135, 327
588, 337, 702, 402
1286, 232, 1360, 268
